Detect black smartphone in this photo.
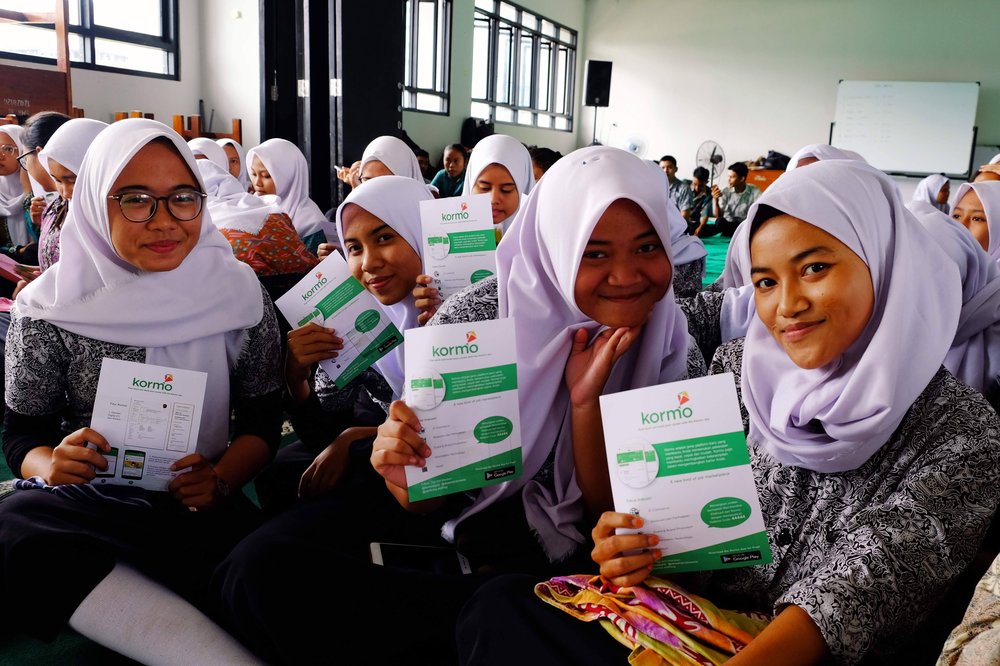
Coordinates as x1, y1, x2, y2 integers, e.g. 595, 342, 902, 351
369, 542, 472, 575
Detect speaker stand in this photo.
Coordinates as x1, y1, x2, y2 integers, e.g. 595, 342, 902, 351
590, 106, 602, 145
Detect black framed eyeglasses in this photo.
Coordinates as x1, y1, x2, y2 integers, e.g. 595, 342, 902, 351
107, 189, 208, 223
15, 150, 33, 170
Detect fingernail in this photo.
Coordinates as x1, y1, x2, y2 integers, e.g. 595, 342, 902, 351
650, 550, 662, 560
647, 535, 659, 546
632, 517, 643, 528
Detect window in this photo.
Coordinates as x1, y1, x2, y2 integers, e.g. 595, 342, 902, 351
471, 0, 576, 131
0, 0, 179, 79
403, 0, 451, 115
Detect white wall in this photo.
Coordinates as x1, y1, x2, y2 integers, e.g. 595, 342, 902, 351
197, 0, 261, 147
402, 0, 587, 166
581, 0, 1000, 184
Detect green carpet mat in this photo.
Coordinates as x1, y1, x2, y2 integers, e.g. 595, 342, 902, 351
701, 235, 731, 287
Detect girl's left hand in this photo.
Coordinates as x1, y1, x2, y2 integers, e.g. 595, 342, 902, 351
564, 327, 639, 408
169, 453, 224, 510
29, 196, 45, 225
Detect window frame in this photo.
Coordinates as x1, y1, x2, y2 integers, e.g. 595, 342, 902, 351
402, 0, 451, 116
0, 0, 180, 81
472, 0, 576, 132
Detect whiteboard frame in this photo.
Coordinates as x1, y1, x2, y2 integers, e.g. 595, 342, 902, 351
829, 80, 980, 180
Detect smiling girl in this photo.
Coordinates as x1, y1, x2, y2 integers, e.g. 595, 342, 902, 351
0, 119, 283, 664
457, 159, 1000, 666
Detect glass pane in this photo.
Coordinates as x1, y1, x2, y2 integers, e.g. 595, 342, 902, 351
559, 27, 574, 44
68, 0, 79, 25
495, 24, 514, 104
0, 21, 55, 58
94, 37, 169, 74
536, 41, 551, 111
495, 106, 513, 123
517, 33, 533, 108
537, 115, 553, 129
499, 2, 517, 21
416, 0, 435, 89
541, 20, 556, 37
555, 47, 568, 115
93, 0, 162, 37
474, 0, 494, 11
471, 101, 492, 120
471, 16, 489, 100
436, 0, 449, 93
555, 116, 569, 131
516, 109, 532, 126
402, 89, 415, 109
416, 92, 445, 113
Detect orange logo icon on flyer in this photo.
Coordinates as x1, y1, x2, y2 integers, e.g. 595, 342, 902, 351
164, 374, 173, 383
677, 391, 689, 406
466, 331, 477, 343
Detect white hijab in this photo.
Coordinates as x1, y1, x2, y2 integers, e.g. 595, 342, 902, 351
461, 134, 535, 233
741, 160, 961, 473
910, 174, 950, 215
37, 118, 108, 177
785, 144, 866, 171
334, 175, 430, 398
246, 138, 326, 240
16, 118, 265, 462
359, 136, 425, 183
989, 154, 1000, 166
187, 138, 229, 171
0, 125, 27, 219
216, 138, 249, 189
954, 182, 1000, 263
649, 162, 707, 266
909, 204, 1000, 394
197, 159, 281, 235
444, 145, 692, 562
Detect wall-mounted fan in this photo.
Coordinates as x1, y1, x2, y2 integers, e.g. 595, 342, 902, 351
696, 140, 726, 189
623, 135, 647, 159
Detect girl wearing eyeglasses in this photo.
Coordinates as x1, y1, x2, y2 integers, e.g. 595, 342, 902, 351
0, 118, 281, 663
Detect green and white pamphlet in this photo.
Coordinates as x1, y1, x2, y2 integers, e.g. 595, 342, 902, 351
600, 373, 772, 574
90, 358, 207, 491
419, 193, 497, 301
275, 252, 402, 389
403, 318, 521, 502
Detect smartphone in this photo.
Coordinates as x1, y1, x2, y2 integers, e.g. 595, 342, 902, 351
122, 449, 145, 480
369, 542, 472, 575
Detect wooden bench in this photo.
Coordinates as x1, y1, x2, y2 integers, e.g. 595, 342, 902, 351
172, 115, 243, 145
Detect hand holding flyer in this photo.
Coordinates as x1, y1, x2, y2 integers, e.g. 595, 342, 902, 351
89, 358, 207, 491
275, 252, 402, 388
600, 373, 772, 574
419, 193, 497, 301
403, 318, 522, 501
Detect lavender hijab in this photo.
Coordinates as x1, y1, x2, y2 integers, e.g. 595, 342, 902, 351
443, 145, 692, 561
954, 182, 1000, 263
335, 175, 432, 398
909, 204, 1000, 394
741, 160, 961, 473
910, 174, 950, 215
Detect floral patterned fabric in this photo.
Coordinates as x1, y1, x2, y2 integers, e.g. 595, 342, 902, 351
220, 213, 319, 276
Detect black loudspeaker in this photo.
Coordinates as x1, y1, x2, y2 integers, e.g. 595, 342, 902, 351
585, 60, 612, 107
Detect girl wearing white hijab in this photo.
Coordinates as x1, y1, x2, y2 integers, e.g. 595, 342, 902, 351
484, 160, 1000, 666
909, 203, 1000, 404
0, 125, 33, 249
35, 118, 108, 271
196, 159, 317, 278
413, 134, 538, 322
249, 175, 430, 509
186, 137, 229, 171
246, 138, 328, 253
461, 133, 535, 237
358, 135, 427, 184
952, 181, 1000, 262
216, 137, 250, 189
213, 146, 704, 663
0, 118, 283, 664
910, 173, 951, 215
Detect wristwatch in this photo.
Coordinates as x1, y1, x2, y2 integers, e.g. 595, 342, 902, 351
215, 475, 232, 499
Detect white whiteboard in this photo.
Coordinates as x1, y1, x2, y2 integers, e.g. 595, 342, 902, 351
830, 80, 979, 177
